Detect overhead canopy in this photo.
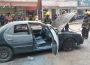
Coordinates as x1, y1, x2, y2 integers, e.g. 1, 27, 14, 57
26, 6, 37, 11
0, 2, 37, 7
52, 13, 76, 31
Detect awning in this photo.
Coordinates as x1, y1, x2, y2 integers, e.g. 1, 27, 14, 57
26, 6, 37, 11
77, 7, 90, 9
0, 2, 37, 7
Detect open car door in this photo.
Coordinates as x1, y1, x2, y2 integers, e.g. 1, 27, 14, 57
47, 24, 59, 55
52, 13, 76, 31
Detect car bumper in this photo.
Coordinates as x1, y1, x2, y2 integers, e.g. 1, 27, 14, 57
77, 36, 84, 45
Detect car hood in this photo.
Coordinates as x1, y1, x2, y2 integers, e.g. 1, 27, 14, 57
52, 13, 75, 31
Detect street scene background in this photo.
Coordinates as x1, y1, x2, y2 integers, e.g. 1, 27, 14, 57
0, 0, 90, 65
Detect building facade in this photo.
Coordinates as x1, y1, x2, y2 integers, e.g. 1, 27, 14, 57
0, 0, 78, 20
42, 0, 77, 20
0, 0, 38, 19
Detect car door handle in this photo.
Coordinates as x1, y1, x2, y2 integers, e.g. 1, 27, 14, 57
7, 39, 12, 41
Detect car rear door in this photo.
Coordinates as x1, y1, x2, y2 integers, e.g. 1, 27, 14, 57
4, 23, 34, 53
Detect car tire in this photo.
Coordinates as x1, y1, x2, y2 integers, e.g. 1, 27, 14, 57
0, 46, 14, 63
62, 38, 76, 51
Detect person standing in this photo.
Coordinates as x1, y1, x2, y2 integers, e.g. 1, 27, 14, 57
44, 15, 52, 24
65, 23, 69, 31
6, 13, 13, 23
0, 14, 5, 26
82, 11, 90, 39
18, 14, 24, 21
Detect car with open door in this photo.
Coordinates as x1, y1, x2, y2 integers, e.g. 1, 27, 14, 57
0, 21, 59, 62
0, 13, 83, 62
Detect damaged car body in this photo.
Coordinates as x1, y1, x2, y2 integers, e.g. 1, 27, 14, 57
0, 13, 83, 62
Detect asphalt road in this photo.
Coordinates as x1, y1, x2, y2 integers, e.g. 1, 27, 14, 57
1, 22, 90, 65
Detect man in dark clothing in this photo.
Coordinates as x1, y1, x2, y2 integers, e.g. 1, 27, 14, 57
65, 23, 69, 31
61, 23, 69, 32
0, 14, 5, 26
82, 11, 90, 39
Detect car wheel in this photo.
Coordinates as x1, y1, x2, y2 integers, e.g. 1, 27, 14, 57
62, 38, 76, 51
0, 46, 13, 62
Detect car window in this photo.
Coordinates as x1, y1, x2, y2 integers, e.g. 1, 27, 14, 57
43, 26, 52, 37
29, 23, 42, 30
14, 24, 29, 35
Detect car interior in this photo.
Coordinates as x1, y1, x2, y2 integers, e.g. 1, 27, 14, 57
30, 23, 52, 47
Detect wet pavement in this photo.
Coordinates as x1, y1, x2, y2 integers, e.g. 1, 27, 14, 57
1, 21, 90, 65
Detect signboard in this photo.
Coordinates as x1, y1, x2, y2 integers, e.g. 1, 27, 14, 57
78, 0, 90, 7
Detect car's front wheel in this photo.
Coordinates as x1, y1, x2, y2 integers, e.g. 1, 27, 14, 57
0, 46, 13, 62
62, 38, 76, 51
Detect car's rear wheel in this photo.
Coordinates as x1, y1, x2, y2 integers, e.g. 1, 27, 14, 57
62, 38, 76, 51
0, 46, 13, 62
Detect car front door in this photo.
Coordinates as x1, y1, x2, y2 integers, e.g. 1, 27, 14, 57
4, 24, 33, 53
47, 25, 59, 55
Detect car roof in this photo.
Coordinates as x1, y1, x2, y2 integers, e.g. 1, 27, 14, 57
0, 21, 43, 32
6, 20, 43, 28
10, 20, 43, 24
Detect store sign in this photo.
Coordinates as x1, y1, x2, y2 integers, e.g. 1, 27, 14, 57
78, 0, 90, 7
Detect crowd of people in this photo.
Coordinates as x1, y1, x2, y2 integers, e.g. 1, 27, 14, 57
0, 13, 38, 26
1, 11, 90, 39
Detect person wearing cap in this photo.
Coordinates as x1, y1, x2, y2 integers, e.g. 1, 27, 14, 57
82, 11, 90, 39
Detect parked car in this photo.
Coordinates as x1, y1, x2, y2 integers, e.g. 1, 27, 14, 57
0, 13, 83, 62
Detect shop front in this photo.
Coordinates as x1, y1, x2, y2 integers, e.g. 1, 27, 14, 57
0, 2, 37, 20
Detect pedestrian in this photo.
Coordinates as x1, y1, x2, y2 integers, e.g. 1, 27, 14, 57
18, 14, 24, 21
0, 14, 5, 26
25, 15, 29, 21
29, 15, 33, 21
6, 13, 13, 23
82, 11, 90, 39
13, 14, 18, 21
44, 15, 52, 24
65, 23, 69, 31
